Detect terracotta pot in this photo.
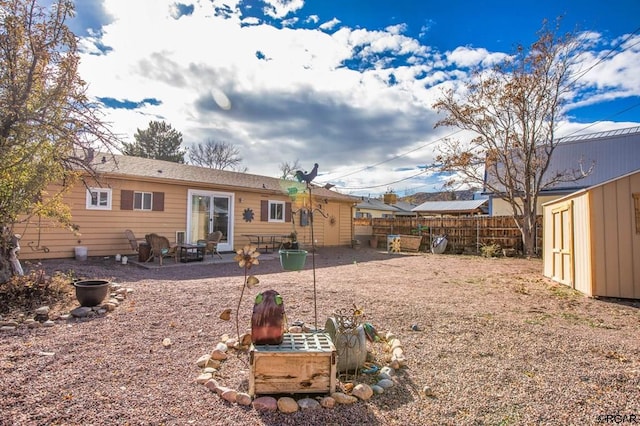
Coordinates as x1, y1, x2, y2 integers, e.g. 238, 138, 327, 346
73, 280, 110, 307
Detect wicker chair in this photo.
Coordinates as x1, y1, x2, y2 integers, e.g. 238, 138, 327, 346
204, 231, 223, 259
144, 233, 177, 266
124, 229, 145, 252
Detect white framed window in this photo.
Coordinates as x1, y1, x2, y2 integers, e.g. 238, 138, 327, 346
86, 188, 112, 210
268, 200, 285, 222
134, 192, 153, 211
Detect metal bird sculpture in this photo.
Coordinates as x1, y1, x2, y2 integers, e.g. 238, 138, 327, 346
295, 163, 319, 184
251, 289, 286, 345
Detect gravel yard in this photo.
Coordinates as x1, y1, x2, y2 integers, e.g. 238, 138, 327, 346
1, 247, 639, 425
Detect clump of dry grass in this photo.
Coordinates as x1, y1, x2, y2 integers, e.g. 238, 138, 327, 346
0, 269, 75, 316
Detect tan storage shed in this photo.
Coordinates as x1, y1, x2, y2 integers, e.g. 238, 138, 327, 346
542, 170, 640, 299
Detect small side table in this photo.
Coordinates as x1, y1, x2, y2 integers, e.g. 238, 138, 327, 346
177, 244, 205, 263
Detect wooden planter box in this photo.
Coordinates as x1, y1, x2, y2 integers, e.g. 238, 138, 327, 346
249, 333, 336, 396
400, 234, 423, 252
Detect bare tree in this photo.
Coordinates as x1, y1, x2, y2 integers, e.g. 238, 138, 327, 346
188, 140, 246, 171
433, 20, 587, 256
0, 0, 119, 281
279, 159, 301, 180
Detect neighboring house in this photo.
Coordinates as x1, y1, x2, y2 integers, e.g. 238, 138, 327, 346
354, 194, 417, 218
542, 169, 640, 299
412, 199, 488, 216
17, 155, 359, 260
488, 126, 640, 216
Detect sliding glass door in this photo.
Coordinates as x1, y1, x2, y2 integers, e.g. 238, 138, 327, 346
187, 190, 233, 251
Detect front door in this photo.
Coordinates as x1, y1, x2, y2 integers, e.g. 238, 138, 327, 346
187, 190, 234, 251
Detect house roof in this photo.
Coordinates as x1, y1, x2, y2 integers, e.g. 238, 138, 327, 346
355, 197, 417, 215
542, 168, 640, 207
412, 199, 488, 214
92, 154, 359, 203
486, 126, 640, 195
544, 126, 640, 192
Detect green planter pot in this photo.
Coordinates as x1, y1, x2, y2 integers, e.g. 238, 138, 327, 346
279, 249, 308, 271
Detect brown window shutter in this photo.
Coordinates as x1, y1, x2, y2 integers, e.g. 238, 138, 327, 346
261, 200, 268, 221
285, 202, 292, 222
120, 190, 133, 210
152, 192, 165, 211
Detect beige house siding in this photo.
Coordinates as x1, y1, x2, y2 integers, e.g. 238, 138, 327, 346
543, 171, 640, 299
17, 172, 355, 261
491, 194, 559, 216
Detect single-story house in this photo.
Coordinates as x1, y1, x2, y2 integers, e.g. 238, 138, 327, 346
542, 169, 640, 299
488, 126, 640, 216
354, 193, 417, 218
411, 199, 488, 216
17, 154, 359, 260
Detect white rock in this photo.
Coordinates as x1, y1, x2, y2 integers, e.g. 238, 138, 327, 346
196, 354, 211, 368
43, 320, 55, 327
380, 366, 394, 377
277, 397, 299, 413
288, 325, 303, 333
196, 372, 212, 384
202, 367, 217, 374
215, 342, 228, 352
220, 333, 230, 342
162, 338, 172, 348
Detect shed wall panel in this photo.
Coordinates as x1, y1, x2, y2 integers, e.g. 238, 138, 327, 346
570, 194, 593, 296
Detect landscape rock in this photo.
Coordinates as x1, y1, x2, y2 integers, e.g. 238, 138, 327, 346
221, 389, 237, 403
320, 396, 336, 408
377, 378, 394, 389
277, 397, 299, 413
252, 396, 277, 412
204, 379, 219, 391
195, 372, 212, 384
297, 397, 320, 410
330, 392, 358, 404
70, 307, 93, 318
236, 393, 252, 406
352, 383, 373, 401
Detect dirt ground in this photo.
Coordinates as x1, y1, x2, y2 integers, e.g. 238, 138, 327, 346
1, 246, 639, 425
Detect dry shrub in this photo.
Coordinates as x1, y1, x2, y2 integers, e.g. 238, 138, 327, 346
0, 269, 75, 315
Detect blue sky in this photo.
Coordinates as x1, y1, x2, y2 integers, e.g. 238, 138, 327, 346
69, 0, 640, 197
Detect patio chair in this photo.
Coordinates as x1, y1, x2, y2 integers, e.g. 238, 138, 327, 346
204, 230, 223, 259
125, 229, 145, 252
145, 233, 177, 266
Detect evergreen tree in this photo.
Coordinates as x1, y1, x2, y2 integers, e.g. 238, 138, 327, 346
122, 121, 186, 163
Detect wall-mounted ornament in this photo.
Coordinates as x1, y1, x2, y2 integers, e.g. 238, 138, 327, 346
329, 215, 337, 226
243, 208, 255, 222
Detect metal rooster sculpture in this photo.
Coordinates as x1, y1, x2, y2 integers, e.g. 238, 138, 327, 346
295, 163, 319, 184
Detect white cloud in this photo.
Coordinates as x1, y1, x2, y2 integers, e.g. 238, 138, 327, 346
73, 1, 640, 196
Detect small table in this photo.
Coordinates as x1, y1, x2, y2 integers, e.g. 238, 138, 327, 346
177, 244, 205, 263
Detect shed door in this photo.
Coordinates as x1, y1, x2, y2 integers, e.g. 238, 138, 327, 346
551, 202, 573, 286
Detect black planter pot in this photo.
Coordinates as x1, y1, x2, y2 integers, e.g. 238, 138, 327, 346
73, 280, 110, 307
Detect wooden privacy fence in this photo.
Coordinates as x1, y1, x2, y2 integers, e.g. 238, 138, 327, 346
353, 216, 542, 254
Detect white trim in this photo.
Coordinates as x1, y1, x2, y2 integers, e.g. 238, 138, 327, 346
187, 189, 234, 251
268, 200, 285, 222
86, 188, 112, 210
